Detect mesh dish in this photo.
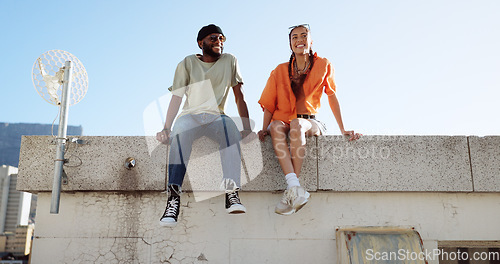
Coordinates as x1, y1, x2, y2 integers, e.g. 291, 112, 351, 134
32, 50, 88, 106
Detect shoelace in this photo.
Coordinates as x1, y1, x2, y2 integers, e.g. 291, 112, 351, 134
163, 196, 179, 217
281, 189, 295, 205
227, 192, 241, 205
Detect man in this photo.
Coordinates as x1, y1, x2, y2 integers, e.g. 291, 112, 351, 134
156, 24, 253, 227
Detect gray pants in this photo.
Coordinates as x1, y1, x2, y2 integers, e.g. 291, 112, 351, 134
167, 114, 241, 191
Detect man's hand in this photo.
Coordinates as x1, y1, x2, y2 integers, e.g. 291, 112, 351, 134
156, 129, 170, 144
257, 129, 269, 142
342, 130, 362, 141
240, 130, 257, 144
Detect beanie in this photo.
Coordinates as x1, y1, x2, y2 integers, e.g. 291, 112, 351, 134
197, 24, 224, 41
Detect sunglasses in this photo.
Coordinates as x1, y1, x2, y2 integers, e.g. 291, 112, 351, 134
207, 34, 226, 43
288, 24, 310, 33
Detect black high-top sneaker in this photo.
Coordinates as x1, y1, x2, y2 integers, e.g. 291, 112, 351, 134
225, 190, 246, 214
160, 185, 181, 227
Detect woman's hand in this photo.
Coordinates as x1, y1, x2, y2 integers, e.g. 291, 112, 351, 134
258, 129, 269, 142
342, 130, 362, 141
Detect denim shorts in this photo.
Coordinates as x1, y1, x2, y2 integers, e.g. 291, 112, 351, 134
267, 118, 327, 135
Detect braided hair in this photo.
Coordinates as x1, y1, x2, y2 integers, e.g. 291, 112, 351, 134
288, 26, 315, 97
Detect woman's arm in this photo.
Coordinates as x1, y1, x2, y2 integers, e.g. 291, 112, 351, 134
258, 108, 273, 141
328, 93, 360, 141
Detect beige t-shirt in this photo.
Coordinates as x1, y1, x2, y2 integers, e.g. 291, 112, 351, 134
169, 53, 243, 117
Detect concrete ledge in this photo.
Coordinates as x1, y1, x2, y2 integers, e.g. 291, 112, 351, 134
17, 135, 500, 193
318, 136, 473, 191
16, 135, 318, 192
17, 136, 167, 192
469, 136, 500, 192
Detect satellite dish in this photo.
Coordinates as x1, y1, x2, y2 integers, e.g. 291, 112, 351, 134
31, 50, 88, 214
32, 50, 88, 106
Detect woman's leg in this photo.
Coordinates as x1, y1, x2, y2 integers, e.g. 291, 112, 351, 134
271, 119, 314, 215
289, 118, 321, 176
269, 120, 293, 175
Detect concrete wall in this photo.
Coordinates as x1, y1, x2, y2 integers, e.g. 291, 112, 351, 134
17, 135, 500, 263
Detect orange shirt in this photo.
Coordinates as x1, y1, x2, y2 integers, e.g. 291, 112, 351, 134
258, 54, 336, 123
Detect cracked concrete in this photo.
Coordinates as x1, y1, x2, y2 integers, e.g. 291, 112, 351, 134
30, 191, 500, 263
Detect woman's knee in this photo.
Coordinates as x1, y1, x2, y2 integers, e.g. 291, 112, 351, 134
269, 121, 288, 137
289, 119, 305, 138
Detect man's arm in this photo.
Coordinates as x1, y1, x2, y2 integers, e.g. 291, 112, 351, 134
232, 83, 251, 131
156, 95, 182, 144
232, 83, 256, 142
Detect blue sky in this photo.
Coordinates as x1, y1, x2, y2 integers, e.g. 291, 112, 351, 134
1, 0, 499, 136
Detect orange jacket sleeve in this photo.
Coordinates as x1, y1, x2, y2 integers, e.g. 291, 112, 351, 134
258, 69, 278, 114
323, 60, 336, 96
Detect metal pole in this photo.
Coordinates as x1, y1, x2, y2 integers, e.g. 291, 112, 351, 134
50, 61, 72, 214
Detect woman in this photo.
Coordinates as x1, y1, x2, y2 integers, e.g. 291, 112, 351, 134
258, 24, 361, 215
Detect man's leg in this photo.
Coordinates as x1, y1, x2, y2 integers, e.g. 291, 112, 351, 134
205, 115, 245, 213
167, 115, 203, 188
206, 115, 242, 189
161, 115, 201, 227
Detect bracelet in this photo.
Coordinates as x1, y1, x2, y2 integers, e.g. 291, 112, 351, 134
162, 128, 170, 132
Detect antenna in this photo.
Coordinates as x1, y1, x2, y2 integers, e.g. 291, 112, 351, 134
32, 50, 88, 214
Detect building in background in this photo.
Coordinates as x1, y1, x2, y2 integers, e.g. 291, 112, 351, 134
0, 122, 83, 168
0, 166, 34, 259
0, 225, 34, 257
0, 123, 82, 260
0, 166, 31, 233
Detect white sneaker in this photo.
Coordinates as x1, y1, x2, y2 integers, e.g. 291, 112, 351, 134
275, 189, 295, 215
159, 217, 177, 227
290, 186, 310, 213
